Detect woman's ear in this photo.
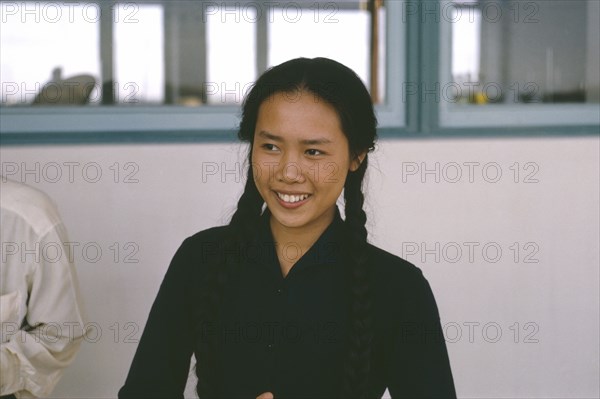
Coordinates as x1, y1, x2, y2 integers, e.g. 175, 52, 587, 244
349, 151, 367, 172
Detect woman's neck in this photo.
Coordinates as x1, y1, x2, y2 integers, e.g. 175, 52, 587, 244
269, 207, 335, 277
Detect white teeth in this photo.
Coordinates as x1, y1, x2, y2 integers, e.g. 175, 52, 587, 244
276, 192, 310, 203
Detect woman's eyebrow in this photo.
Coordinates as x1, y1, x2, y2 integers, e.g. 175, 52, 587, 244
301, 137, 332, 145
258, 130, 332, 145
258, 130, 282, 141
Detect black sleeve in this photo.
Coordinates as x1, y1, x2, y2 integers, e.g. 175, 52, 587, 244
387, 269, 457, 399
118, 237, 197, 399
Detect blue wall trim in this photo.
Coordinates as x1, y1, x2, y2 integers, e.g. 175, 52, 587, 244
1, 126, 598, 146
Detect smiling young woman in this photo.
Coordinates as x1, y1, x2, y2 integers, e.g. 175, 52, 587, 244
118, 58, 456, 399
252, 89, 365, 279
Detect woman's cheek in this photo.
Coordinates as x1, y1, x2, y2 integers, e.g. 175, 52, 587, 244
328, 161, 344, 185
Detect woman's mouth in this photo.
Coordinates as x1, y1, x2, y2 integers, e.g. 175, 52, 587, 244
273, 191, 312, 208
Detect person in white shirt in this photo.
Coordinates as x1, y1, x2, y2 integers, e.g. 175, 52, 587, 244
0, 177, 86, 398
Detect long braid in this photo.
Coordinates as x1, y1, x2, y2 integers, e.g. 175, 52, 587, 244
341, 158, 374, 398
195, 163, 264, 398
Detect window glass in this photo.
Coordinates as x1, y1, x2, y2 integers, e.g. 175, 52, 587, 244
206, 5, 256, 105
268, 3, 387, 103
0, 2, 101, 105
114, 3, 164, 104
445, 0, 599, 105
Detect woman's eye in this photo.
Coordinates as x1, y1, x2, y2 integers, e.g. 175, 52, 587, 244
262, 143, 279, 152
306, 149, 323, 156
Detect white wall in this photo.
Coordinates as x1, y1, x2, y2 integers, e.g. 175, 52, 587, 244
1, 135, 598, 398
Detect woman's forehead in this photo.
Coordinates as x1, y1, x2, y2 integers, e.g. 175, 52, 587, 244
257, 90, 340, 125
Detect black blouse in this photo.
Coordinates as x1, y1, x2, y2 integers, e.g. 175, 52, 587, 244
118, 206, 456, 399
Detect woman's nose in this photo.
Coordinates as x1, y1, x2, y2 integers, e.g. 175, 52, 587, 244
278, 155, 305, 183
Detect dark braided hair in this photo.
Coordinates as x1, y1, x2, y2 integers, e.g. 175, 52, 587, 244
194, 167, 264, 397
195, 57, 377, 398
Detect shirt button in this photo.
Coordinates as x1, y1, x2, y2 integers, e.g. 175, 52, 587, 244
267, 343, 275, 350
276, 288, 283, 295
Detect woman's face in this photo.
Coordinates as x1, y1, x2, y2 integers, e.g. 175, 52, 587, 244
252, 90, 362, 233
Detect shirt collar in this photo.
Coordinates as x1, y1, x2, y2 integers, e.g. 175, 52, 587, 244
252, 205, 345, 278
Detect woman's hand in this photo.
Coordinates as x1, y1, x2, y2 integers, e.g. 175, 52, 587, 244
256, 392, 274, 399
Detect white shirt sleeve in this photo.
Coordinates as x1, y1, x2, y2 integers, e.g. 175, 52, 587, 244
1, 181, 86, 398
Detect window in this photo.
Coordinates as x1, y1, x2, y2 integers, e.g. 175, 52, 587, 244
0, 0, 404, 137
1, 3, 101, 105
438, 0, 600, 127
